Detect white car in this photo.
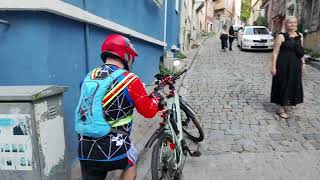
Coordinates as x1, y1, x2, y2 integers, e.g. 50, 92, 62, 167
237, 26, 274, 50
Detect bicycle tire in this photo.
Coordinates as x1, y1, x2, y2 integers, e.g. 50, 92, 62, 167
180, 100, 204, 142
151, 133, 181, 180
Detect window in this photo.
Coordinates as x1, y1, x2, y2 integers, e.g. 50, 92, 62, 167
244, 28, 269, 35
175, 0, 179, 13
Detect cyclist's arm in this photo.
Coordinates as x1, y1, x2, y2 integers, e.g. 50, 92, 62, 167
127, 77, 159, 118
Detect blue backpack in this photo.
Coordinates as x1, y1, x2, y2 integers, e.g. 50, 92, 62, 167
74, 68, 126, 138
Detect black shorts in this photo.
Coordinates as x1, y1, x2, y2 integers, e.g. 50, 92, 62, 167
78, 131, 138, 180
80, 158, 129, 180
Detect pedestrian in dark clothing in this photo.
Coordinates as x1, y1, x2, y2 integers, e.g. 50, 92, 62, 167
220, 25, 228, 51
228, 25, 235, 51
270, 16, 305, 119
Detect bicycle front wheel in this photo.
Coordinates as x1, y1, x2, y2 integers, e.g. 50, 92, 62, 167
151, 133, 181, 180
180, 99, 204, 142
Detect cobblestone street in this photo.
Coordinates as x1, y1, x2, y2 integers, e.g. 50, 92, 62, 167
178, 36, 320, 180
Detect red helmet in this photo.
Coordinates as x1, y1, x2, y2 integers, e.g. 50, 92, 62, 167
100, 34, 138, 66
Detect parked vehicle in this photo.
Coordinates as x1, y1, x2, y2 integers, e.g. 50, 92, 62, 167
237, 26, 274, 50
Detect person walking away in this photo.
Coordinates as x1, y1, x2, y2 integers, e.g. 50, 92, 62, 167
220, 25, 229, 52
270, 16, 305, 119
75, 34, 163, 180
228, 25, 236, 51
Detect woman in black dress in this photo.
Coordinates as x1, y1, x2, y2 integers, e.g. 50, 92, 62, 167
270, 16, 305, 119
228, 25, 235, 51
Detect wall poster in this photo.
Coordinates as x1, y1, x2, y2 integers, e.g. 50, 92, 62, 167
0, 114, 32, 170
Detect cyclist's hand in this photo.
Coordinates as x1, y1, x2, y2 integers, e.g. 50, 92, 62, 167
149, 92, 166, 110
157, 96, 166, 110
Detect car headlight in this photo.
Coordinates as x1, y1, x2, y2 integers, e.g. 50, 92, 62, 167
244, 38, 251, 42
268, 39, 274, 42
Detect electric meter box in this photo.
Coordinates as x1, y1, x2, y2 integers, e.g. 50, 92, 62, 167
0, 86, 69, 180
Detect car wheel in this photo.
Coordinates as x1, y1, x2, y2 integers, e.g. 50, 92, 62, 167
240, 42, 243, 51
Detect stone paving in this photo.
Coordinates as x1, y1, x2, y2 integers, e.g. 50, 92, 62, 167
176, 36, 320, 180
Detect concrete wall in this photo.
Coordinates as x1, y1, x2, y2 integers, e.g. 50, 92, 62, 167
180, 0, 190, 50
304, 31, 320, 52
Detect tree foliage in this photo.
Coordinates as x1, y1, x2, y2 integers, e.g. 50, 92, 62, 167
240, 0, 252, 24
255, 16, 268, 27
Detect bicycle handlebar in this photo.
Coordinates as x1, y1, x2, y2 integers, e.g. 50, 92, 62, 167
173, 69, 187, 80
153, 69, 188, 92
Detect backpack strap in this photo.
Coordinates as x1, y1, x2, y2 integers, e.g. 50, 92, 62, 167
100, 72, 137, 135
118, 74, 134, 106
109, 115, 133, 127
102, 73, 138, 107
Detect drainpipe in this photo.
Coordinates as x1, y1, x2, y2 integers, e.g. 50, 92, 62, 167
164, 0, 168, 50
83, 0, 90, 73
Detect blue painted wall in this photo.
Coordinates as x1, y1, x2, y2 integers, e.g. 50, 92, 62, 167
63, 0, 165, 41
62, 0, 181, 50
166, 0, 181, 50
0, 0, 180, 171
0, 11, 163, 168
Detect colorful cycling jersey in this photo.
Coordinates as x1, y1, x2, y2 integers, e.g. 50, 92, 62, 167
78, 64, 159, 166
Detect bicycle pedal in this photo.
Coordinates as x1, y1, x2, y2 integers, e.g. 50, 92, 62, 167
190, 150, 201, 157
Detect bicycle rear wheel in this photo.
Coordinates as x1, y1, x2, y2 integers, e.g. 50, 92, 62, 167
151, 133, 181, 180
180, 99, 204, 142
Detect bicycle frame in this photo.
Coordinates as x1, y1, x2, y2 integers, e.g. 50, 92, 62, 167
145, 69, 192, 178
164, 89, 186, 170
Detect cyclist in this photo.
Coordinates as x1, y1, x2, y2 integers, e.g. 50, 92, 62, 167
76, 34, 162, 180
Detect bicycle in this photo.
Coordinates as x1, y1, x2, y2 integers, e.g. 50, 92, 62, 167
145, 69, 204, 180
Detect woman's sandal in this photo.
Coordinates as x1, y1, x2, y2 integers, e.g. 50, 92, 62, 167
277, 111, 289, 119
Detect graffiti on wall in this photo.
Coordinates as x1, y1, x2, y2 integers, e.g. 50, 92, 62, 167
0, 114, 32, 171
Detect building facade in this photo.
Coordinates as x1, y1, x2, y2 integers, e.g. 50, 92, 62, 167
261, 0, 273, 30
267, 0, 320, 51
180, 0, 197, 50
214, 0, 235, 31
234, 0, 242, 25
205, 0, 216, 32
299, 0, 320, 52
196, 1, 205, 31
271, 0, 286, 32
0, 0, 181, 175
249, 0, 262, 25
194, 0, 217, 33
